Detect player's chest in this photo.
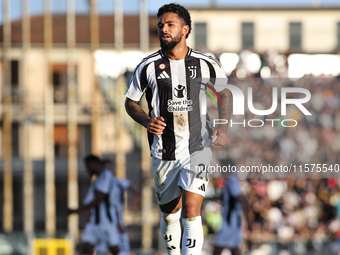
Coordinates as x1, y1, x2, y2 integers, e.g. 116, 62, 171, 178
147, 61, 192, 93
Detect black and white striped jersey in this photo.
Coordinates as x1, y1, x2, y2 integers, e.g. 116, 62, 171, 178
125, 47, 227, 160
83, 170, 118, 225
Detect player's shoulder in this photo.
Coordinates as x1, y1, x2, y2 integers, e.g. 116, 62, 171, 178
115, 178, 130, 190
117, 178, 129, 184
189, 48, 222, 68
135, 50, 163, 70
98, 169, 114, 180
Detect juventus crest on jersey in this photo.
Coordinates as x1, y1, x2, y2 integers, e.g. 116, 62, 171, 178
125, 48, 227, 161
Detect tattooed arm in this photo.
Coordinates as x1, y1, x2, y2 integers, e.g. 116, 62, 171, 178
211, 88, 232, 146
125, 98, 166, 135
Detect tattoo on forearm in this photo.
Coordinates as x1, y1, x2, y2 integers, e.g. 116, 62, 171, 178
218, 89, 232, 122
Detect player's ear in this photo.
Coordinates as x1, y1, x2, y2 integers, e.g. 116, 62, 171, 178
182, 24, 189, 37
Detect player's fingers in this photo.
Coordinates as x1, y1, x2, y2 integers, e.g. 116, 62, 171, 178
219, 135, 228, 143
148, 125, 164, 134
211, 129, 218, 138
153, 118, 166, 126
212, 136, 227, 146
218, 134, 227, 142
149, 122, 165, 131
150, 119, 164, 126
148, 127, 163, 135
212, 141, 221, 146
148, 117, 167, 134
150, 130, 163, 135
214, 131, 227, 143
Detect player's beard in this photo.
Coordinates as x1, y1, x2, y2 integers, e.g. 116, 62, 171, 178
160, 32, 182, 52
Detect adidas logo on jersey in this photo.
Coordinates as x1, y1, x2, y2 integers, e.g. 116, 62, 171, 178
157, 71, 170, 79
198, 184, 205, 192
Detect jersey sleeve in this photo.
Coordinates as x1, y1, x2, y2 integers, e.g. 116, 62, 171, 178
211, 59, 226, 78
117, 179, 131, 190
209, 58, 228, 92
83, 185, 94, 205
227, 178, 242, 198
199, 54, 227, 92
124, 60, 149, 102
94, 171, 111, 195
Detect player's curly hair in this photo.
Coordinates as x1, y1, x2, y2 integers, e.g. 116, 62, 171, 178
157, 3, 192, 39
84, 154, 101, 164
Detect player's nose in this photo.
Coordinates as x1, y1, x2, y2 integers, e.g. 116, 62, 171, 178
161, 24, 168, 33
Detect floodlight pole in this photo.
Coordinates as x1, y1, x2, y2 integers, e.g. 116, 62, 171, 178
2, 0, 13, 234
115, 0, 124, 51
90, 0, 101, 156
139, 0, 154, 252
114, 0, 125, 179
140, 0, 149, 52
67, 0, 79, 241
44, 0, 56, 236
22, 0, 34, 234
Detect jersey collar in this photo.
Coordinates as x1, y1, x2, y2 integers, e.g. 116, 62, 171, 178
159, 47, 192, 59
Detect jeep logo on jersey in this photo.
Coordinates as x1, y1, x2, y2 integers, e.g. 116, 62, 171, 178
188, 66, 197, 79
174, 85, 186, 98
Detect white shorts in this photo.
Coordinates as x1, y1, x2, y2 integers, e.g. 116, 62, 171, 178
152, 147, 212, 205
82, 222, 120, 248
215, 216, 242, 248
95, 231, 130, 255
118, 231, 130, 253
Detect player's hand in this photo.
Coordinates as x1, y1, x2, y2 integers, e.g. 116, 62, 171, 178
211, 128, 228, 146
147, 117, 166, 135
118, 223, 126, 233
67, 208, 78, 215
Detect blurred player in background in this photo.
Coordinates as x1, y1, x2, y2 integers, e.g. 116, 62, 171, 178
67, 155, 120, 255
213, 159, 250, 255
125, 3, 231, 255
97, 159, 135, 255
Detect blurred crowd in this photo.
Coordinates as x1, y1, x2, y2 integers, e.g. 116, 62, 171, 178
203, 178, 340, 254
199, 49, 340, 254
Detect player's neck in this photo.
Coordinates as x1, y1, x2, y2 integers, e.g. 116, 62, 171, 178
163, 43, 188, 60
